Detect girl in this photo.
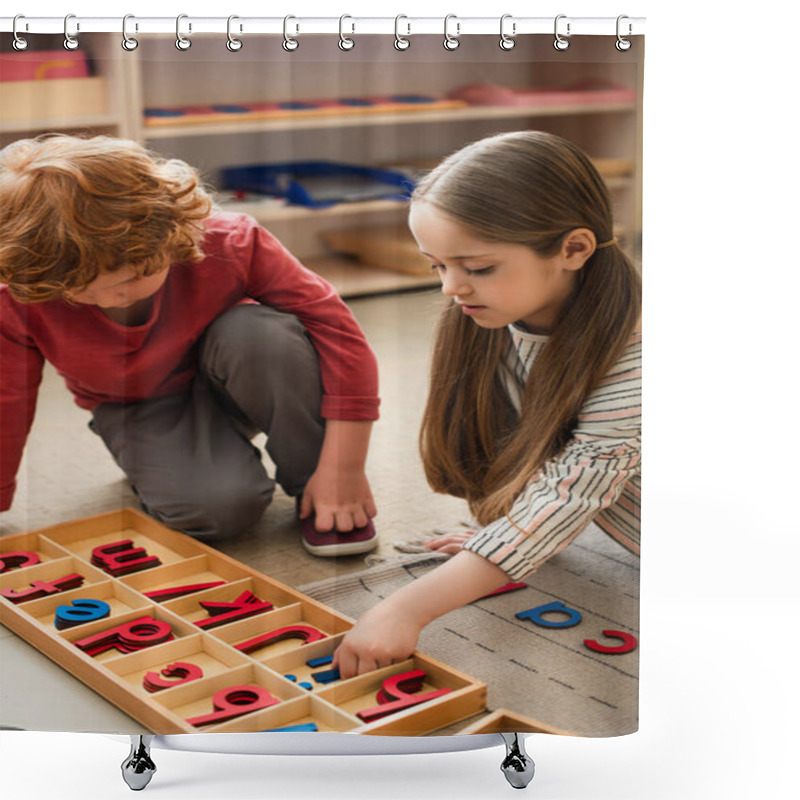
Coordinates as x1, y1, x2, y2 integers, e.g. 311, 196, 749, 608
333, 130, 641, 678
0, 135, 379, 556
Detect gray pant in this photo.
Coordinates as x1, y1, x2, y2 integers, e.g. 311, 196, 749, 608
90, 305, 325, 540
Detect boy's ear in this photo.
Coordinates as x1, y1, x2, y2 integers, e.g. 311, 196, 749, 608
560, 228, 597, 270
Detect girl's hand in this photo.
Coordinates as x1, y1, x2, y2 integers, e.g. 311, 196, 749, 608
299, 465, 377, 532
424, 529, 476, 554
333, 551, 510, 680
333, 601, 424, 679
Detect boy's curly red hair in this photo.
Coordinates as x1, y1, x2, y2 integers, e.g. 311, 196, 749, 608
0, 134, 214, 303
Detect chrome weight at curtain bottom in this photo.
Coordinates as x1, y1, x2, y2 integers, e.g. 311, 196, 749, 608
120, 733, 535, 791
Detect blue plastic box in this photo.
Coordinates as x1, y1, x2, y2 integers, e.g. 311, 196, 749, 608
221, 161, 416, 208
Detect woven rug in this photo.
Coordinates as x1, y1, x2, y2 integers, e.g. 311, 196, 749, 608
300, 522, 639, 737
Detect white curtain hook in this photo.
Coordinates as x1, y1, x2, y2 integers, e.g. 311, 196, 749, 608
394, 14, 411, 51
443, 14, 460, 51
122, 14, 138, 51
339, 14, 355, 51
499, 14, 516, 50
12, 15, 28, 51
176, 14, 192, 51
554, 14, 570, 51
283, 15, 299, 51
64, 13, 79, 51
227, 15, 243, 51
616, 14, 632, 51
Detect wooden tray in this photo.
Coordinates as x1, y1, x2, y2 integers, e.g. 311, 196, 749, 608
0, 508, 486, 735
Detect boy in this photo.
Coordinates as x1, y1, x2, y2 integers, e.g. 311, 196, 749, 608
0, 134, 379, 556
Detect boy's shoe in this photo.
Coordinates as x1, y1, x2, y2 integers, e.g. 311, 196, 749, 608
295, 498, 377, 557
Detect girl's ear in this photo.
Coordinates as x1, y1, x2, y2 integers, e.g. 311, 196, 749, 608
561, 228, 597, 270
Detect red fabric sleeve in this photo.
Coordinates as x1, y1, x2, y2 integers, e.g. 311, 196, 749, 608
231, 217, 380, 421
0, 300, 45, 510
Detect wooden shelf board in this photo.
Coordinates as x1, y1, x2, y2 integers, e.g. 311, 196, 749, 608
304, 256, 439, 299
0, 115, 121, 134
219, 198, 409, 224
143, 102, 637, 140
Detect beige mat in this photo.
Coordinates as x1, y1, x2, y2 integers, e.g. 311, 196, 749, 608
300, 523, 639, 737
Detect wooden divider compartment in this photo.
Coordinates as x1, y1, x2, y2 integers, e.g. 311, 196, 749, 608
0, 555, 108, 598
210, 693, 360, 733
104, 633, 253, 696
1, 508, 487, 735
119, 554, 251, 600
15, 579, 151, 629
152, 662, 306, 730
57, 604, 198, 664
261, 633, 347, 692
212, 601, 352, 662
160, 576, 304, 627
41, 511, 198, 568
0, 531, 74, 570
317, 654, 487, 735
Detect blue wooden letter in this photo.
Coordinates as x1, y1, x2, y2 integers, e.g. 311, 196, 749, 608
515, 601, 582, 628
54, 598, 111, 630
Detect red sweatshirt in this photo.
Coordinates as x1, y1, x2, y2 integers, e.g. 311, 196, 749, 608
0, 212, 380, 511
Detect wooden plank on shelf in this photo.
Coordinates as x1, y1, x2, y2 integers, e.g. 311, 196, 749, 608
144, 102, 637, 140
218, 198, 408, 224
305, 256, 438, 299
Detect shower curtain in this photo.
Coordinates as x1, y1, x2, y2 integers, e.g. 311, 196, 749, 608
0, 20, 643, 740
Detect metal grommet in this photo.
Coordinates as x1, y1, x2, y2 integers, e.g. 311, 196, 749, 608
499, 14, 515, 50
616, 15, 632, 51
63, 13, 79, 51
443, 14, 460, 51
394, 15, 410, 51
554, 14, 570, 51
226, 15, 243, 51
283, 15, 299, 51
12, 15, 28, 51
122, 14, 139, 51
176, 14, 192, 51
339, 14, 355, 51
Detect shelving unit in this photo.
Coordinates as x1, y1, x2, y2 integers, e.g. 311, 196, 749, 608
0, 32, 642, 297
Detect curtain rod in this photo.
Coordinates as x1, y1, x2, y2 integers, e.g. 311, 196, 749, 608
1, 16, 646, 37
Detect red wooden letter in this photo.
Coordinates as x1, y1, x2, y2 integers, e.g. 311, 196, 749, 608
479, 581, 527, 599
144, 581, 226, 602
0, 551, 41, 573
185, 685, 280, 727
73, 615, 173, 656
1, 573, 85, 603
91, 540, 161, 577
356, 670, 452, 723
583, 630, 638, 654
143, 662, 204, 692
194, 591, 274, 629
234, 625, 327, 655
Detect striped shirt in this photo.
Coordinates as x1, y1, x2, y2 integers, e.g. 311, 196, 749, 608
463, 325, 641, 581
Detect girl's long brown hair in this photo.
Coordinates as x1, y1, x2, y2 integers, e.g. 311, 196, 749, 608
416, 131, 641, 526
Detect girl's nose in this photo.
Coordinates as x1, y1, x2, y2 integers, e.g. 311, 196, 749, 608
440, 272, 472, 298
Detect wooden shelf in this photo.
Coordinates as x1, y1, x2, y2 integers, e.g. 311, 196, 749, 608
143, 102, 637, 140
218, 198, 409, 224
304, 256, 438, 299
0, 114, 121, 135
218, 173, 630, 225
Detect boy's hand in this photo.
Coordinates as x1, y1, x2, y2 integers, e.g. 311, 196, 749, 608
298, 465, 377, 532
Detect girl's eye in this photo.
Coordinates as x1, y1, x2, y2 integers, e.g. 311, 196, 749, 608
466, 266, 495, 276
430, 263, 445, 272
